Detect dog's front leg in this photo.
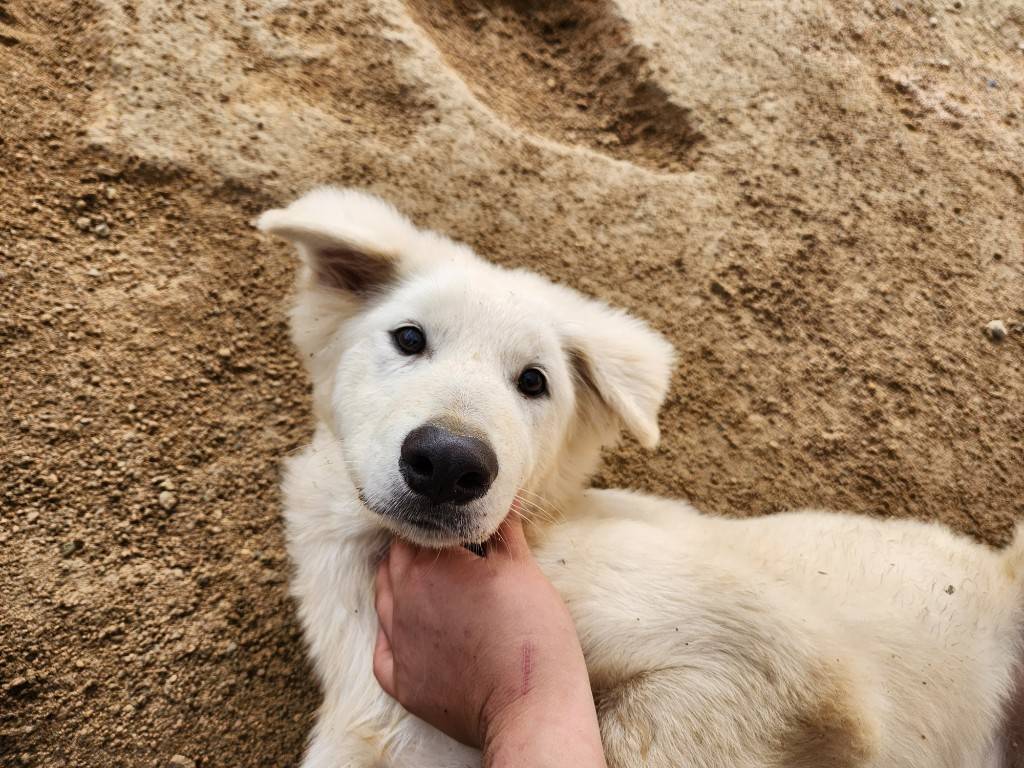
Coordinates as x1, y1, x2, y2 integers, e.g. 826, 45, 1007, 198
291, 556, 476, 764
301, 715, 480, 768
301, 730, 388, 768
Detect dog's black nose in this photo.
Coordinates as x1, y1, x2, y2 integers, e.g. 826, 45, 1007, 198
399, 424, 498, 506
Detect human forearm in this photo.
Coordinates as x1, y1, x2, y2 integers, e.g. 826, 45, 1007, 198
483, 682, 607, 768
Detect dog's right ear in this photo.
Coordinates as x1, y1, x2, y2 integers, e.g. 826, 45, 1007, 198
256, 187, 424, 296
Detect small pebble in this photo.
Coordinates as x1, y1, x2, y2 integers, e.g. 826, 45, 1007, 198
75, 216, 91, 230
168, 757, 196, 768
94, 223, 110, 238
928, 15, 938, 26
984, 320, 1007, 341
60, 539, 84, 557
5, 677, 29, 694
158, 491, 178, 511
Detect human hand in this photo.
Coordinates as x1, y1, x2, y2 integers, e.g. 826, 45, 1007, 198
373, 512, 606, 766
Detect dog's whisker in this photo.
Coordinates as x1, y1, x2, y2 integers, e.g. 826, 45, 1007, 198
515, 507, 555, 527
492, 525, 508, 555
512, 496, 555, 521
517, 488, 565, 512
428, 546, 443, 571
516, 488, 566, 519
512, 495, 559, 527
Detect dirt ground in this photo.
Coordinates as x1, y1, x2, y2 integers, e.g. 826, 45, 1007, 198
1, 1, 1022, 766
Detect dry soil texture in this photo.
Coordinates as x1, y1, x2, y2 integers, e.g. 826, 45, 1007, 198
2, 1, 1023, 766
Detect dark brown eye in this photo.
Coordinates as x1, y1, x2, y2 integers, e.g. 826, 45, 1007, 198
517, 367, 547, 398
392, 325, 426, 355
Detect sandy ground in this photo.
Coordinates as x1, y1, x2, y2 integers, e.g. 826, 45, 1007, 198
1, 1, 1022, 766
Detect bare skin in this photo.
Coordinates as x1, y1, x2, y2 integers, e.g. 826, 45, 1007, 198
373, 513, 607, 768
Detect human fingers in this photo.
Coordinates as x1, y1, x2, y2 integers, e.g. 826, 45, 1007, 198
387, 536, 418, 583
374, 555, 395, 638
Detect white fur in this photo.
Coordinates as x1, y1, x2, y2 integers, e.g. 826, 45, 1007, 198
259, 188, 1024, 768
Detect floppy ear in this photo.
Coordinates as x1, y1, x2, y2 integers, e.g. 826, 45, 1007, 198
567, 306, 675, 450
256, 186, 425, 295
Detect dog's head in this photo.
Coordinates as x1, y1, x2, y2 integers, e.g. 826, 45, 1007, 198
259, 188, 674, 547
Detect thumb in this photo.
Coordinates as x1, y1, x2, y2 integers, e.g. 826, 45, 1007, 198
372, 624, 396, 697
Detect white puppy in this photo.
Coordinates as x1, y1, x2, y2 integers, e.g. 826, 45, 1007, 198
258, 188, 1024, 768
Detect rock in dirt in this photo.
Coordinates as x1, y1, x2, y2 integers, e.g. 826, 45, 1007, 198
168, 756, 196, 768
60, 540, 84, 558
158, 491, 178, 511
984, 320, 1007, 341
4, 677, 31, 696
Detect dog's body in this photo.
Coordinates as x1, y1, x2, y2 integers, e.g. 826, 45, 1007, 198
259, 188, 1024, 768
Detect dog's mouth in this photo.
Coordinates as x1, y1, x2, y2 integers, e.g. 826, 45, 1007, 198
404, 515, 452, 533
358, 488, 484, 547
406, 514, 487, 556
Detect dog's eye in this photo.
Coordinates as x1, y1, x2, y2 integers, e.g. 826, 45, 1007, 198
517, 367, 547, 398
392, 325, 426, 355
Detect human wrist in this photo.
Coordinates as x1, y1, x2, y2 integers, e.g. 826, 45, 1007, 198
481, 674, 606, 768
476, 640, 589, 744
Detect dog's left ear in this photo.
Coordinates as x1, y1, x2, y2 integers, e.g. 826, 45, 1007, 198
256, 187, 428, 295
567, 306, 675, 450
